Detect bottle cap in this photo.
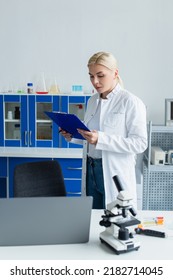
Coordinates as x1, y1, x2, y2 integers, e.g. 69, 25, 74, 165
27, 83, 33, 86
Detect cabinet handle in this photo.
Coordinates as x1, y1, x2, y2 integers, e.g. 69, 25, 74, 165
24, 131, 28, 146
67, 192, 82, 195
29, 131, 32, 146
67, 167, 82, 170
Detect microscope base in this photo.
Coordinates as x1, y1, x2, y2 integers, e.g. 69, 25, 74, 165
100, 231, 140, 255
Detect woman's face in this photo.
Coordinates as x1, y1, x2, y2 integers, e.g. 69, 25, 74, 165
88, 64, 117, 97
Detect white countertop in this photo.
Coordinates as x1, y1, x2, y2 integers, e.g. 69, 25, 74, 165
0, 147, 83, 158
0, 210, 173, 260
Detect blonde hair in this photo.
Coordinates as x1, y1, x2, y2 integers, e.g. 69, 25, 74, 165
88, 51, 124, 87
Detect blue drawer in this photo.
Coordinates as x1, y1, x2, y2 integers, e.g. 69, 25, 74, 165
65, 179, 81, 196
56, 158, 82, 178
0, 157, 7, 177
0, 178, 7, 198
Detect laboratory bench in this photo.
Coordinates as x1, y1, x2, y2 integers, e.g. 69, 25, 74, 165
0, 210, 173, 260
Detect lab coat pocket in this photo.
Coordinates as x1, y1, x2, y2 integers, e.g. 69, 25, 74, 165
104, 112, 125, 133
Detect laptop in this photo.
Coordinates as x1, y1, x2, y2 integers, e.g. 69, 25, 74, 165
0, 196, 93, 246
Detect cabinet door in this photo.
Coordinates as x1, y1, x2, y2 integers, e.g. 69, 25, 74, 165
22, 95, 60, 147
60, 96, 68, 148
15, 95, 35, 147
0, 157, 7, 198
33, 95, 60, 147
21, 95, 29, 146
3, 95, 21, 147
60, 95, 90, 148
2, 94, 29, 147
52, 95, 60, 147
0, 95, 4, 146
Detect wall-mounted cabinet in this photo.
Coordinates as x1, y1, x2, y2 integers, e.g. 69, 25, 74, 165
0, 94, 90, 148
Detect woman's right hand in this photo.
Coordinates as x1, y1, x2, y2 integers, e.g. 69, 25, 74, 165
59, 128, 72, 142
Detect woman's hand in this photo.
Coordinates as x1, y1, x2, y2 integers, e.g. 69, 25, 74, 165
59, 128, 72, 142
77, 129, 98, 144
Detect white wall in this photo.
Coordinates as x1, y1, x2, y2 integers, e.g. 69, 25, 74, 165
0, 0, 173, 124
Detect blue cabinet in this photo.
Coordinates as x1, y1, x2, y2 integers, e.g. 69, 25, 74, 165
0, 93, 91, 198
0, 157, 7, 198
0, 94, 91, 148
0, 94, 60, 147
55, 158, 82, 196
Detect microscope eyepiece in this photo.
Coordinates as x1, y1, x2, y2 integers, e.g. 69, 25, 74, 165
129, 207, 137, 217
112, 175, 124, 192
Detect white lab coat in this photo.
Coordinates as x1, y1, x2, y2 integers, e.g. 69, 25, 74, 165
72, 84, 148, 207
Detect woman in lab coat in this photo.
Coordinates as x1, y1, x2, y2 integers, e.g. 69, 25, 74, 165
60, 51, 148, 209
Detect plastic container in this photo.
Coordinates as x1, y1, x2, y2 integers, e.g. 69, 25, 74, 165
7, 111, 13, 120
13, 124, 20, 139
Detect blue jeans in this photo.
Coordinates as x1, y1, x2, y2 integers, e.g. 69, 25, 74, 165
86, 157, 105, 209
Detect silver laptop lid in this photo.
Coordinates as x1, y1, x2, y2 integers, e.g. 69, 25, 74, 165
0, 196, 93, 246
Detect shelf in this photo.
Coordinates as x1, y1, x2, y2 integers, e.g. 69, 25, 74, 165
152, 125, 173, 133
143, 159, 173, 172
5, 119, 20, 123
36, 120, 52, 123
149, 164, 173, 172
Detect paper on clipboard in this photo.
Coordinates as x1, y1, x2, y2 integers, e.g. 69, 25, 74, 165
45, 111, 90, 140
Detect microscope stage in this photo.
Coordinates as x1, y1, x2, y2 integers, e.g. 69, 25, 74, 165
114, 216, 141, 228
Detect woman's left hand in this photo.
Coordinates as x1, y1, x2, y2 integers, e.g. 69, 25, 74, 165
77, 129, 98, 144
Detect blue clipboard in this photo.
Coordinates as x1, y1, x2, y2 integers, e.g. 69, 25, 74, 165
45, 111, 90, 140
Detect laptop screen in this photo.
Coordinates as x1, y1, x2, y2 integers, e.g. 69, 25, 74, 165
0, 196, 93, 246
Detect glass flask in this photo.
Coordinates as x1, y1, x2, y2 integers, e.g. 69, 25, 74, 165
35, 73, 48, 94
49, 78, 60, 94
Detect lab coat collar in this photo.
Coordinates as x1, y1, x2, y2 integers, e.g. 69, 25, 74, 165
97, 83, 122, 101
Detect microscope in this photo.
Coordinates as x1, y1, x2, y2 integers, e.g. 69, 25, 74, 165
99, 175, 141, 254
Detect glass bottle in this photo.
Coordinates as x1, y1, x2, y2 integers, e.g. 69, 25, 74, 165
14, 106, 20, 119
27, 83, 33, 94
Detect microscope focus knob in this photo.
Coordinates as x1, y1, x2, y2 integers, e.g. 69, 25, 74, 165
129, 232, 134, 238
118, 228, 129, 240
99, 220, 111, 227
